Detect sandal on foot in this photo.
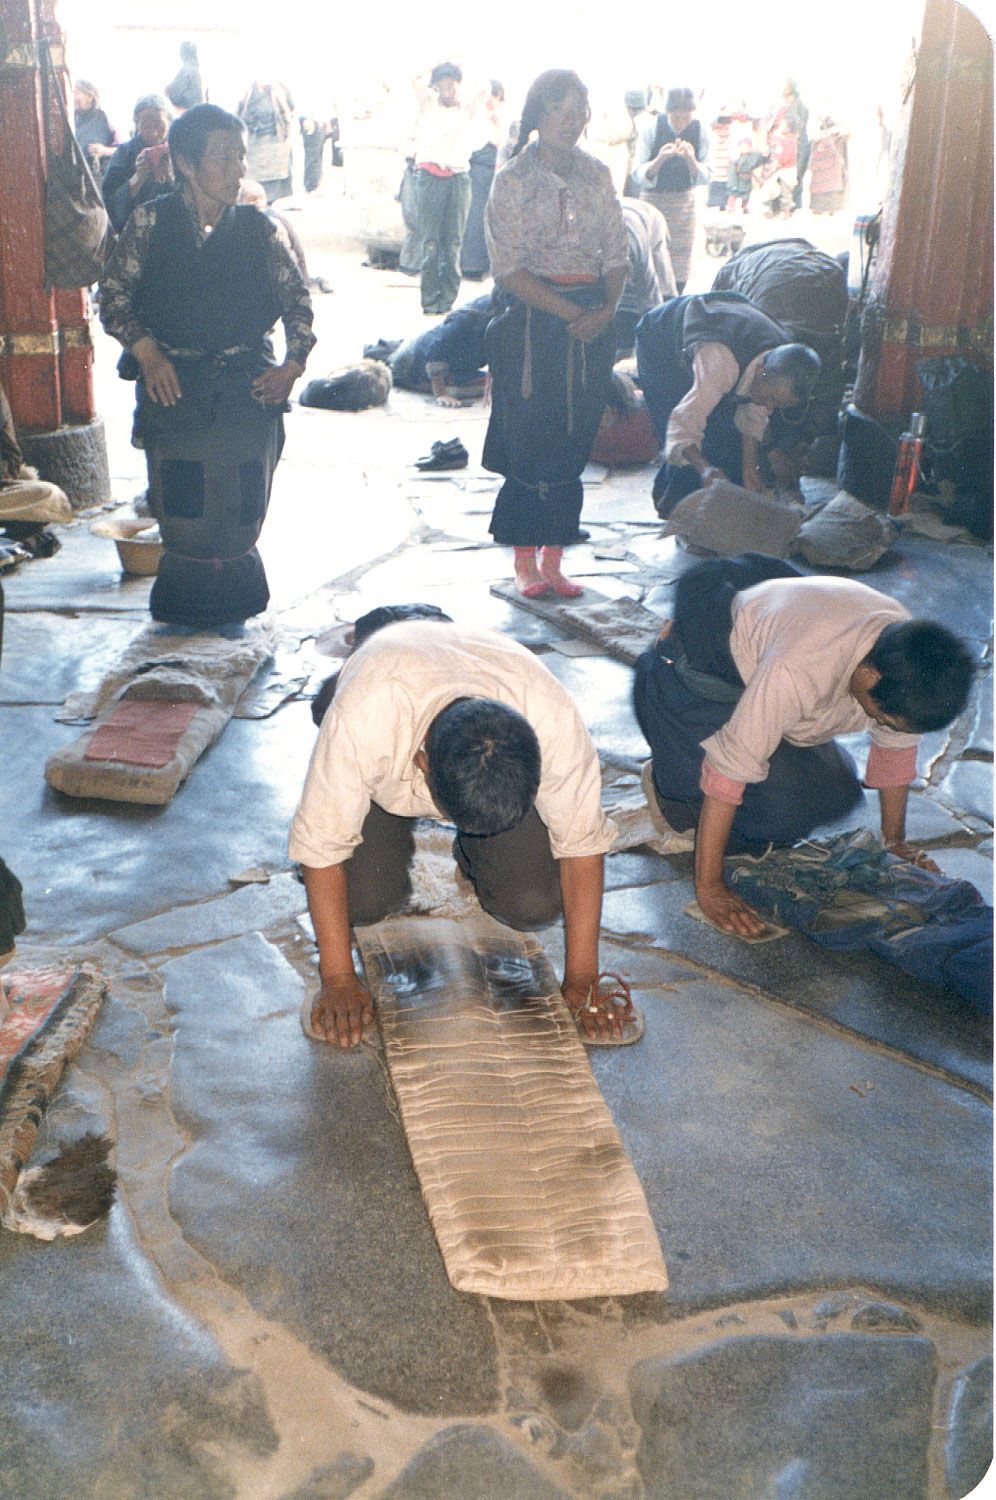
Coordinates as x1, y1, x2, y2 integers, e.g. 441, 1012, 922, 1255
570, 972, 644, 1046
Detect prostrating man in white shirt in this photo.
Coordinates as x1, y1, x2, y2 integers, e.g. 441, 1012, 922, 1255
635, 291, 821, 517
633, 555, 975, 937
290, 611, 628, 1047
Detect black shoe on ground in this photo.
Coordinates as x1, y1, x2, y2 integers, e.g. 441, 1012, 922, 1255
415, 440, 469, 471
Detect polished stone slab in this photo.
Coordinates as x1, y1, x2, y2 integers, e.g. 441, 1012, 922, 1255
587, 975, 992, 1318
0, 706, 310, 945
0, 609, 143, 704
941, 760, 994, 826
630, 1332, 937, 1500
111, 872, 308, 955
376, 1425, 574, 1500
161, 934, 501, 1415
0, 1205, 277, 1500
945, 1354, 993, 1499
600, 882, 993, 1092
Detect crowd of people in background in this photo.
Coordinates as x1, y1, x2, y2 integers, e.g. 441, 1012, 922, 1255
74, 47, 859, 272
67, 48, 876, 608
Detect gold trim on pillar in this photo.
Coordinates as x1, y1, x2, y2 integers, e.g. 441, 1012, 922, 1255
880, 314, 993, 359
0, 40, 66, 70
0, 332, 61, 356
60, 327, 93, 350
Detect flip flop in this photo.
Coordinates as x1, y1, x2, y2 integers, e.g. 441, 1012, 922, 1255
571, 972, 645, 1047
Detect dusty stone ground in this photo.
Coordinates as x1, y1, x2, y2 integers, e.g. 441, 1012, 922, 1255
0, 205, 991, 1500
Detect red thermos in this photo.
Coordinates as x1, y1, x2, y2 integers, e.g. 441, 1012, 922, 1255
888, 411, 926, 516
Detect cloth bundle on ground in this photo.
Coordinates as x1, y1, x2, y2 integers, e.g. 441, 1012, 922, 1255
45, 622, 273, 803
661, 479, 898, 571
792, 490, 898, 569
0, 968, 115, 1238
355, 911, 668, 1299
298, 359, 392, 411
590, 370, 660, 466
660, 479, 804, 557
728, 830, 993, 1010
711, 237, 847, 433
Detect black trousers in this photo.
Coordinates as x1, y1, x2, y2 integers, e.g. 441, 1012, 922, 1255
344, 802, 563, 931
320, 603, 562, 932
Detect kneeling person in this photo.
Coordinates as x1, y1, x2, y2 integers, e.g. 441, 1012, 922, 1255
633, 557, 974, 936
635, 292, 820, 516
290, 617, 620, 1046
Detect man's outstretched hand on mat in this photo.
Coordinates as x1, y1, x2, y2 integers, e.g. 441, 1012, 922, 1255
562, 975, 626, 1042
311, 974, 375, 1048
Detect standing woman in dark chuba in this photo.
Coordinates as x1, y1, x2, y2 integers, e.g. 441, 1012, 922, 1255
482, 70, 627, 599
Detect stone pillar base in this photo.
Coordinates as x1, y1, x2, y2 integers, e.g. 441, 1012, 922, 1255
18, 416, 111, 510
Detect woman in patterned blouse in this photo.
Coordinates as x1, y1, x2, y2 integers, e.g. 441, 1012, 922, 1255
482, 70, 628, 598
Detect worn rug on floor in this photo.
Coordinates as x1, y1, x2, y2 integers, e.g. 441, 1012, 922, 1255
45, 623, 273, 804
355, 911, 668, 1300
0, 968, 112, 1236
490, 581, 664, 665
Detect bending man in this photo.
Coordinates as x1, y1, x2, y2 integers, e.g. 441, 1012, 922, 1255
290, 614, 626, 1046
633, 555, 974, 936
635, 291, 820, 516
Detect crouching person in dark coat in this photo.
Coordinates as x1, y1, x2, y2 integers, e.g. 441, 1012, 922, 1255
635, 292, 820, 516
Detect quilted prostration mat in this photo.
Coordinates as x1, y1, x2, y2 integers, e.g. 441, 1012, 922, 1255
355, 912, 668, 1300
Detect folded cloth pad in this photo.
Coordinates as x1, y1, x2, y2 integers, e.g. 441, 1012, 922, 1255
45, 622, 273, 804
355, 911, 668, 1300
729, 829, 993, 1010
491, 582, 665, 667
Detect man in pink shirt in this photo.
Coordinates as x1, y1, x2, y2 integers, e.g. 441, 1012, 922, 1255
633, 554, 975, 935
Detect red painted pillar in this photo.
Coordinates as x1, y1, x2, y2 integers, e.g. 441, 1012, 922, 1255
0, 0, 62, 430
855, 0, 994, 417
0, 0, 106, 507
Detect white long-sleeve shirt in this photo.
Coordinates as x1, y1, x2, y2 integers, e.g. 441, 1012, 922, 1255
288, 621, 617, 867
700, 577, 920, 800
665, 343, 771, 464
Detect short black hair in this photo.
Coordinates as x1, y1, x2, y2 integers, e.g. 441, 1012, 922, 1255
763, 343, 822, 403
353, 602, 452, 649
867, 621, 975, 732
430, 62, 462, 87
424, 698, 541, 836
169, 102, 244, 167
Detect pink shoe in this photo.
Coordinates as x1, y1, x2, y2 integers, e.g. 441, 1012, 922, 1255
513, 546, 549, 598
539, 547, 584, 598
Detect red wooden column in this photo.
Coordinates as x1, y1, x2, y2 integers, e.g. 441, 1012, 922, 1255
0, 0, 62, 429
0, 0, 106, 502
855, 0, 994, 417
